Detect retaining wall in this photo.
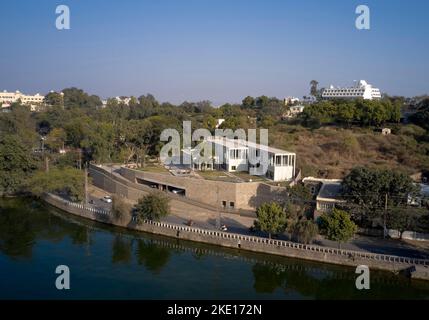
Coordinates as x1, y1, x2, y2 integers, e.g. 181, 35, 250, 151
42, 193, 429, 280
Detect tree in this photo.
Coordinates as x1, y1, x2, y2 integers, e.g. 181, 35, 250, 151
28, 167, 85, 202
242, 96, 255, 108
310, 80, 319, 97
387, 208, 417, 239
0, 135, 37, 195
285, 183, 315, 218
46, 127, 67, 152
256, 96, 270, 108
111, 195, 132, 224
301, 98, 401, 127
254, 202, 287, 238
337, 102, 355, 126
290, 219, 318, 244
134, 191, 170, 223
409, 98, 429, 131
319, 208, 357, 247
260, 115, 276, 128
202, 115, 217, 130
44, 92, 64, 108
342, 167, 418, 225
62, 87, 102, 109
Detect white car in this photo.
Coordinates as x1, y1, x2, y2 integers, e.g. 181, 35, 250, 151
171, 188, 185, 195
102, 196, 112, 203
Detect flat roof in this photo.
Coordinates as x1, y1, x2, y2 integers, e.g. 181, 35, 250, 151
206, 137, 248, 149
317, 181, 343, 200
206, 136, 295, 155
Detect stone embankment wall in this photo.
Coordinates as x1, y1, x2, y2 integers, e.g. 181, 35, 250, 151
43, 193, 429, 281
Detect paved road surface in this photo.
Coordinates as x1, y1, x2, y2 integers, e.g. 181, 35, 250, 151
88, 179, 429, 260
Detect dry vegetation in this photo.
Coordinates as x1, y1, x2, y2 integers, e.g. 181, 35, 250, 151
269, 124, 429, 179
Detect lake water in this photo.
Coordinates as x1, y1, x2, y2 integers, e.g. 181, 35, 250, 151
1, 198, 429, 300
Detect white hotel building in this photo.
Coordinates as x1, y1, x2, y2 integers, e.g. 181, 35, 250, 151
321, 80, 381, 100
0, 90, 45, 110
186, 137, 296, 182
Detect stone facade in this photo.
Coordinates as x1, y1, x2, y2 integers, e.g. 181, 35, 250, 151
118, 166, 286, 211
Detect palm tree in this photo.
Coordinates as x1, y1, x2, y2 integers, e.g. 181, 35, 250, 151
310, 80, 319, 97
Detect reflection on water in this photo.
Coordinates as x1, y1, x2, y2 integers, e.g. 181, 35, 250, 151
1, 198, 429, 300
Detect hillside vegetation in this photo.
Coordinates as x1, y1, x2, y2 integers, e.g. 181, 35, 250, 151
269, 124, 429, 179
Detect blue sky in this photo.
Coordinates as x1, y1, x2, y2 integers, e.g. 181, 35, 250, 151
1, 0, 428, 104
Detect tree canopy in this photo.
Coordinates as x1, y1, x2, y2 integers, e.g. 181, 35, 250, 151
302, 98, 401, 127
134, 191, 171, 222
0, 135, 38, 195
409, 98, 429, 131
342, 167, 418, 223
27, 167, 84, 202
254, 202, 287, 238
319, 208, 357, 246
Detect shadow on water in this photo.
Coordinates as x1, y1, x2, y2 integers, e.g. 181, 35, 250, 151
1, 197, 429, 299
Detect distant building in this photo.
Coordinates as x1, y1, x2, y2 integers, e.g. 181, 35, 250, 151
282, 105, 305, 119
0, 90, 45, 110
321, 80, 381, 100
115, 96, 133, 105
381, 128, 392, 135
302, 96, 317, 104
408, 183, 429, 207
284, 97, 300, 106
215, 119, 225, 129
303, 177, 346, 219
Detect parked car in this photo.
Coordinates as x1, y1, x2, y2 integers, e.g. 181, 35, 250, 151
171, 188, 185, 195
101, 196, 112, 203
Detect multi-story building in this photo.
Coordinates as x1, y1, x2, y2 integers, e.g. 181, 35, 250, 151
192, 136, 297, 182
0, 90, 45, 105
321, 80, 381, 100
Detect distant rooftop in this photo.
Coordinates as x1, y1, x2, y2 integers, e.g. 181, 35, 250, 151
318, 182, 343, 200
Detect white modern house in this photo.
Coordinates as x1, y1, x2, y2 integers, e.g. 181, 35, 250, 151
321, 80, 381, 100
199, 136, 297, 181
209, 137, 249, 172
